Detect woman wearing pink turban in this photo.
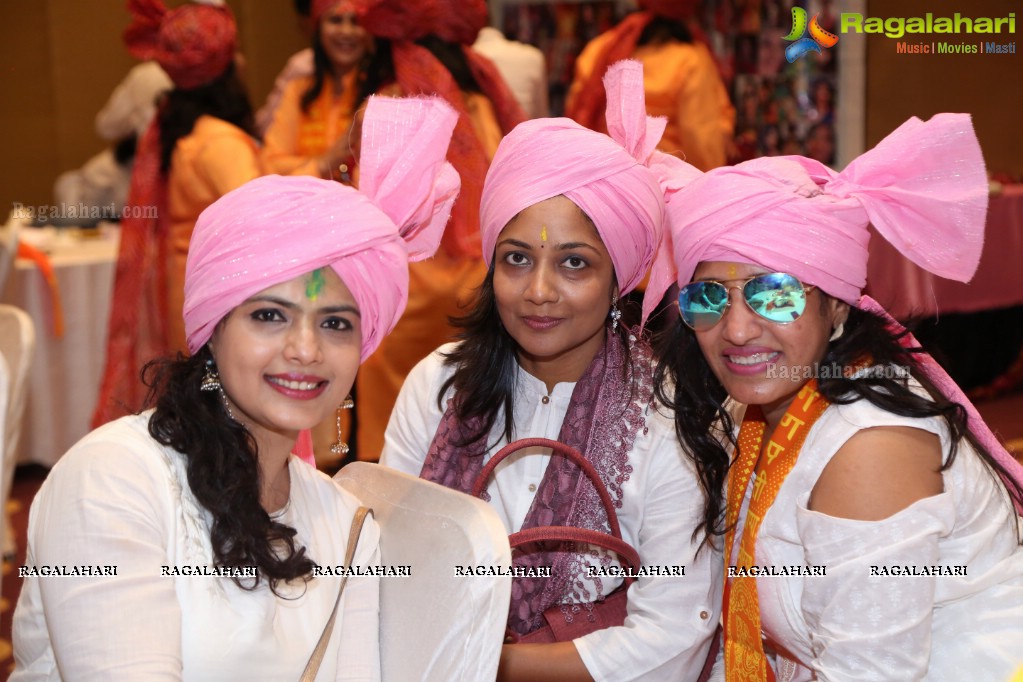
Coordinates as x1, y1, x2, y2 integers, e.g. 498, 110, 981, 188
647, 114, 1023, 679
382, 61, 719, 681
11, 96, 459, 681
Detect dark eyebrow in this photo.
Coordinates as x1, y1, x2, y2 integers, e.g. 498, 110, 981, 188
243, 295, 361, 317
495, 238, 601, 254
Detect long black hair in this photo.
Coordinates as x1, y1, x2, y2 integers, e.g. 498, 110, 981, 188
416, 34, 483, 94
440, 262, 630, 450
158, 63, 256, 173
145, 347, 316, 593
637, 14, 694, 46
300, 25, 393, 114
653, 298, 1023, 547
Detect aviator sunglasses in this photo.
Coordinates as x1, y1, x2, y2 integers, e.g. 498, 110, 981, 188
677, 272, 816, 331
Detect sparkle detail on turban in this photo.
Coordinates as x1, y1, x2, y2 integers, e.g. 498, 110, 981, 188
183, 96, 460, 361
481, 60, 698, 295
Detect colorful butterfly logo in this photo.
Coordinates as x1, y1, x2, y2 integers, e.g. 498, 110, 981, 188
783, 6, 839, 62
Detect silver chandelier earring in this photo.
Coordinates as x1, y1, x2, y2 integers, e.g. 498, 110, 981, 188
330, 395, 356, 456
200, 358, 221, 392
609, 296, 622, 332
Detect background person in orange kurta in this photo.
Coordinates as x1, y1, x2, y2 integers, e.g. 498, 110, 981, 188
347, 0, 526, 462
93, 0, 261, 427
565, 0, 734, 172
261, 0, 386, 179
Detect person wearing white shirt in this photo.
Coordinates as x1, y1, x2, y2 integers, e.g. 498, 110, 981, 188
381, 61, 719, 682
473, 26, 548, 119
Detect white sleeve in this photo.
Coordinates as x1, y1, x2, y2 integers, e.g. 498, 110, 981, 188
95, 62, 172, 141
574, 414, 723, 681
335, 517, 382, 681
379, 348, 450, 476
795, 492, 956, 680
28, 438, 183, 680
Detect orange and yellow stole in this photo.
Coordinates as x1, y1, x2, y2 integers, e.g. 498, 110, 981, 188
295, 70, 359, 159
723, 381, 831, 681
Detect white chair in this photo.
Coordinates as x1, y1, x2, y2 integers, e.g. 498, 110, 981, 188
335, 462, 511, 682
0, 209, 24, 294
0, 304, 35, 560
0, 353, 8, 595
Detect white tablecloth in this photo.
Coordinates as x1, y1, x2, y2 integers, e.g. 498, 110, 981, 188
1, 225, 119, 467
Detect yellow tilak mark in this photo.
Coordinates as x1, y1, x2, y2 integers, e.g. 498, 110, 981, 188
727, 263, 738, 278
540, 224, 548, 243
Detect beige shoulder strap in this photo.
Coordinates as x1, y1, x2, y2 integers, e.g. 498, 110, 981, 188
299, 506, 372, 682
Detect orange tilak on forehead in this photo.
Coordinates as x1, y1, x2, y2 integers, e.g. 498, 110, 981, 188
727, 263, 738, 279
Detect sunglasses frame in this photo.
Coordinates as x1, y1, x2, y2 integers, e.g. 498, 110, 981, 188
677, 272, 817, 331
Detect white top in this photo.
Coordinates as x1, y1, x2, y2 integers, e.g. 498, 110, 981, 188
94, 62, 173, 141
13, 413, 381, 681
728, 396, 1023, 681
472, 27, 549, 119
381, 344, 721, 682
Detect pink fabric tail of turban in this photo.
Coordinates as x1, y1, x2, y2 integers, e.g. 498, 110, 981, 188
860, 296, 1023, 513
480, 59, 698, 296
644, 113, 989, 323
183, 95, 460, 364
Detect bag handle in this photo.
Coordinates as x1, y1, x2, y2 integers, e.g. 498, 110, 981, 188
300, 506, 372, 682
471, 437, 639, 581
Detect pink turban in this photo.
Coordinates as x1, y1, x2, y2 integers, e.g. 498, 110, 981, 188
480, 60, 696, 295
184, 95, 460, 361
124, 0, 237, 90
646, 113, 988, 314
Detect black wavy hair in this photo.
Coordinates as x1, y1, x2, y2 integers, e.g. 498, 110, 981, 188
145, 347, 316, 593
653, 297, 1023, 548
158, 63, 256, 173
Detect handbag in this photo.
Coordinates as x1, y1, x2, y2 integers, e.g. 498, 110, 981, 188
299, 505, 372, 682
470, 437, 641, 644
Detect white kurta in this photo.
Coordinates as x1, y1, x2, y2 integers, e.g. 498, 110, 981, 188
381, 344, 722, 681
13, 413, 381, 681
732, 396, 1023, 681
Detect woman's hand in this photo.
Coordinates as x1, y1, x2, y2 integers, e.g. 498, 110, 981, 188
497, 642, 594, 682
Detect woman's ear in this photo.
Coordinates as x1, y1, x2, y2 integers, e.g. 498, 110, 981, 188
829, 298, 850, 330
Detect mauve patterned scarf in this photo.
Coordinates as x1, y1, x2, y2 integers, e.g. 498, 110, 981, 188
420, 330, 655, 636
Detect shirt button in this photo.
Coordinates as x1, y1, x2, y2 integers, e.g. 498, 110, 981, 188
528, 483, 537, 492
541, 396, 550, 405
699, 611, 709, 620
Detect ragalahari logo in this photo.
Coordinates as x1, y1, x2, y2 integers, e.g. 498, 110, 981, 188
783, 6, 839, 62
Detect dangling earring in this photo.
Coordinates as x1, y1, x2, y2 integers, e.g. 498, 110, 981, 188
609, 296, 622, 332
330, 395, 355, 456
200, 358, 221, 392
830, 322, 845, 342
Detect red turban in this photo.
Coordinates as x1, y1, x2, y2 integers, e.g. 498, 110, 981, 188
123, 0, 236, 90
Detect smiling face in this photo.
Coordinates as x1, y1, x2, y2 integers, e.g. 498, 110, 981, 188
690, 261, 848, 428
209, 268, 361, 451
319, 5, 370, 74
493, 196, 617, 388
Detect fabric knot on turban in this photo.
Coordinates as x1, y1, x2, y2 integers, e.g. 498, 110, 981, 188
481, 60, 698, 296
184, 96, 460, 361
644, 112, 989, 319
124, 0, 237, 90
